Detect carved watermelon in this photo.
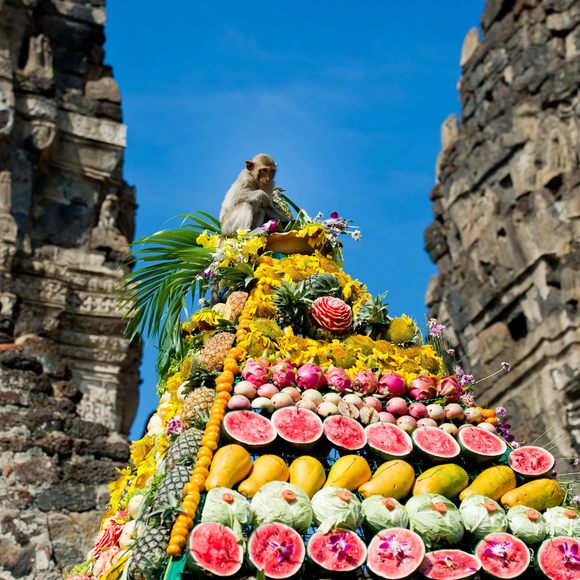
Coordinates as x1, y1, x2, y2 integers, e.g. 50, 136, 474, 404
222, 410, 277, 449
508, 446, 555, 478
186, 522, 243, 577
419, 549, 481, 579
537, 536, 580, 580
412, 426, 460, 462
271, 407, 323, 449
365, 422, 413, 460
307, 528, 366, 573
475, 532, 530, 578
458, 427, 507, 461
323, 415, 367, 451
366, 527, 425, 579
247, 523, 305, 578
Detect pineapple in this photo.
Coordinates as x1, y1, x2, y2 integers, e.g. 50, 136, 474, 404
353, 292, 390, 339
272, 280, 312, 330
164, 427, 203, 470
126, 524, 170, 580
304, 273, 342, 299
223, 290, 249, 321
153, 465, 191, 508
199, 331, 235, 371
181, 386, 215, 429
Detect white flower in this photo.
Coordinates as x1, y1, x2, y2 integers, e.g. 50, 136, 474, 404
351, 230, 362, 241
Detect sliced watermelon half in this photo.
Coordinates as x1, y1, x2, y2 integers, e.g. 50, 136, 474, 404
323, 415, 367, 451
365, 422, 413, 460
186, 522, 243, 577
222, 410, 277, 449
475, 532, 530, 578
366, 527, 425, 579
419, 549, 481, 579
247, 523, 305, 578
458, 426, 507, 462
271, 407, 323, 449
412, 426, 460, 462
508, 446, 555, 478
307, 528, 366, 573
537, 536, 580, 580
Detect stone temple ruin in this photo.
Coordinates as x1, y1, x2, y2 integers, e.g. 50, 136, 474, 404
425, 0, 580, 455
0, 0, 140, 577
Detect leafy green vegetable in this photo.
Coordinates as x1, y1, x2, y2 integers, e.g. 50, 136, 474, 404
361, 496, 409, 534
311, 487, 362, 533
543, 506, 580, 538
459, 495, 507, 539
506, 506, 547, 545
201, 488, 252, 540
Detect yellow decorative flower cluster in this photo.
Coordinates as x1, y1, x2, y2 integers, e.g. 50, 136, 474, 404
196, 229, 267, 269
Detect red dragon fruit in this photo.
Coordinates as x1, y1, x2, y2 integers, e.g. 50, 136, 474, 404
270, 360, 296, 388
352, 370, 379, 395
378, 372, 407, 397
242, 358, 270, 387
326, 366, 352, 393
309, 296, 353, 335
409, 376, 437, 400
436, 376, 462, 402
296, 363, 326, 390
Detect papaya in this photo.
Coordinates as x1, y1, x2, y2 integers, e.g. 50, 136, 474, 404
205, 444, 252, 491
289, 456, 326, 498
238, 455, 289, 498
324, 455, 371, 491
413, 463, 468, 498
459, 465, 517, 502
501, 478, 565, 511
358, 459, 415, 499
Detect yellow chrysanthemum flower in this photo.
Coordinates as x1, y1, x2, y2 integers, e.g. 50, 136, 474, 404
387, 314, 419, 345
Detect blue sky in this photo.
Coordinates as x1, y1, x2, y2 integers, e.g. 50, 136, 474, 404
104, 1, 485, 439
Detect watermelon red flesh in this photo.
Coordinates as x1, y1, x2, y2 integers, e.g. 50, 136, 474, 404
365, 423, 413, 460
307, 529, 367, 572
271, 407, 323, 449
366, 528, 425, 579
247, 523, 305, 579
475, 532, 530, 579
459, 427, 507, 460
187, 522, 243, 577
419, 549, 481, 579
412, 426, 460, 461
323, 416, 367, 451
537, 536, 580, 580
222, 410, 276, 448
508, 446, 555, 477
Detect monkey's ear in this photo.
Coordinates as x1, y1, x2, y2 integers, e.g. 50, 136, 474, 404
245, 160, 255, 171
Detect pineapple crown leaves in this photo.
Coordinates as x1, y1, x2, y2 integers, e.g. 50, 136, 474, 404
353, 291, 391, 338
218, 263, 257, 291
272, 279, 313, 328
304, 273, 343, 300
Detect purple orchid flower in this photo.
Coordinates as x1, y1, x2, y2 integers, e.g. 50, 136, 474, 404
378, 535, 411, 561
267, 540, 294, 563
557, 542, 580, 567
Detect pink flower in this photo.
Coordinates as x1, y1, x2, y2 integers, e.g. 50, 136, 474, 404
352, 370, 379, 395
436, 376, 462, 402
241, 358, 270, 386
409, 376, 437, 400
94, 520, 124, 560
296, 363, 326, 390
377, 372, 406, 397
326, 366, 352, 393
270, 360, 296, 388
310, 296, 353, 335
166, 417, 184, 436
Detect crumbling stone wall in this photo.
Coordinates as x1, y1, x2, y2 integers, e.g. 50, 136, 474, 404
425, 0, 580, 453
0, 0, 140, 577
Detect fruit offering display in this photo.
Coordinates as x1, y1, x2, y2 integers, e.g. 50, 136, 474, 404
69, 204, 579, 579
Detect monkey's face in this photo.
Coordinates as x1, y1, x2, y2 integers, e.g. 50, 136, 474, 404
256, 165, 276, 189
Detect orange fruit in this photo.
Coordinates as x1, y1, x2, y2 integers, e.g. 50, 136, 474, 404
201, 438, 218, 450
216, 383, 233, 393
193, 466, 209, 478
180, 505, 197, 519
206, 418, 222, 429
197, 447, 213, 459
196, 457, 211, 469
223, 360, 239, 374
184, 490, 201, 503
166, 544, 182, 557
485, 417, 499, 425
170, 533, 187, 548
172, 524, 189, 537
175, 514, 193, 529
218, 370, 235, 383
205, 427, 221, 439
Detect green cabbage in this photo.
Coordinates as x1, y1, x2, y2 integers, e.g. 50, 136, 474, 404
361, 496, 409, 534
251, 481, 313, 533
459, 495, 507, 539
406, 494, 464, 548
311, 487, 362, 533
506, 505, 547, 545
201, 487, 252, 539
544, 507, 580, 538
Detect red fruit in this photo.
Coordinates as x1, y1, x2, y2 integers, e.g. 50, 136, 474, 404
310, 296, 353, 334
409, 376, 437, 400
307, 529, 366, 573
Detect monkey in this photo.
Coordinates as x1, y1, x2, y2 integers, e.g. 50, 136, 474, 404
219, 153, 290, 237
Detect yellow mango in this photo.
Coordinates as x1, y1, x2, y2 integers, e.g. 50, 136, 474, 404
358, 459, 415, 499
459, 465, 517, 502
413, 463, 468, 498
289, 456, 326, 498
205, 444, 252, 491
238, 455, 289, 498
501, 478, 564, 511
324, 455, 371, 491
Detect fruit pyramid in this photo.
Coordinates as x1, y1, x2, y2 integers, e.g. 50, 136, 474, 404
69, 204, 579, 580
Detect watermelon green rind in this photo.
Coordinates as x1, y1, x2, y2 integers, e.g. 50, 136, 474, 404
537, 536, 580, 580
186, 522, 244, 577
271, 407, 323, 449
365, 422, 413, 460
458, 427, 507, 461
323, 415, 367, 451
222, 410, 277, 449
475, 532, 531, 579
247, 523, 305, 579
508, 446, 555, 478
307, 528, 367, 573
419, 549, 481, 579
366, 528, 425, 579
412, 426, 461, 462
